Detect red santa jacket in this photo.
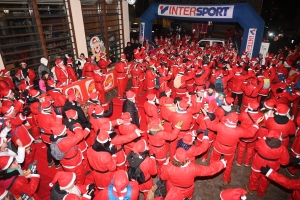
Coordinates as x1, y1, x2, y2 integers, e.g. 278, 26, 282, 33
241, 77, 264, 106
144, 101, 160, 123
161, 160, 225, 198
37, 111, 63, 144
86, 146, 117, 188
94, 181, 139, 200
55, 66, 77, 86
47, 89, 66, 108
145, 69, 157, 89
118, 123, 139, 150
158, 72, 172, 93
0, 174, 40, 199
3, 76, 15, 90
66, 123, 88, 153
58, 127, 89, 168
204, 117, 259, 154
231, 70, 254, 93
196, 113, 216, 143
251, 137, 289, 172
194, 66, 210, 86
267, 170, 300, 200
138, 156, 157, 191
209, 68, 234, 89
265, 117, 296, 140
3, 114, 34, 148
98, 58, 112, 71
16, 68, 36, 86
238, 110, 264, 142
90, 116, 120, 133
185, 138, 209, 162
93, 72, 106, 90
133, 47, 145, 60
115, 60, 128, 79
82, 62, 95, 78
1, 98, 24, 114
0, 80, 9, 91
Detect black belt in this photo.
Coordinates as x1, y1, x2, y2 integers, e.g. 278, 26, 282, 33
140, 176, 151, 184
281, 135, 289, 139
171, 183, 192, 189
85, 71, 93, 72
258, 153, 278, 161
41, 132, 52, 136
150, 144, 164, 148
93, 168, 109, 174
180, 130, 189, 132
195, 84, 205, 86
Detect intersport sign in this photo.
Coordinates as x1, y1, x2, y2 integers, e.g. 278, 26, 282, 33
158, 4, 234, 18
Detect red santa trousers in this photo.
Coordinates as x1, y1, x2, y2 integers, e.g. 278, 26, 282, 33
117, 77, 128, 97
210, 148, 235, 183
139, 178, 154, 200
131, 77, 140, 95
23, 144, 36, 170
149, 144, 168, 177
81, 150, 91, 172
247, 170, 270, 197
236, 141, 256, 166
63, 164, 85, 185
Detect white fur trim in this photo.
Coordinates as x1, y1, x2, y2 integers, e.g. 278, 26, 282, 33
135, 129, 141, 137
30, 174, 40, 178
241, 195, 247, 200
2, 156, 14, 170
221, 159, 227, 168
82, 194, 91, 199
202, 136, 209, 140
60, 172, 76, 190
0, 190, 8, 199
5, 106, 14, 116
266, 168, 273, 177
19, 114, 26, 121
56, 115, 62, 118
57, 126, 67, 136
253, 124, 259, 129
224, 123, 237, 128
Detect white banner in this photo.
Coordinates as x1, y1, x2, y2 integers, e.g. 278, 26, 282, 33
260, 42, 270, 64
139, 22, 145, 43
246, 28, 257, 58
158, 5, 234, 18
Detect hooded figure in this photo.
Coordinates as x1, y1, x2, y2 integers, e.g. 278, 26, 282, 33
38, 57, 50, 79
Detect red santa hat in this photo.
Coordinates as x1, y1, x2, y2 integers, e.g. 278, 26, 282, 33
164, 98, 173, 105
164, 86, 172, 94
1, 69, 10, 75
49, 171, 76, 190
97, 130, 110, 143
51, 124, 67, 138
20, 60, 27, 65
148, 118, 161, 130
2, 105, 14, 116
264, 99, 275, 110
276, 104, 289, 116
147, 94, 156, 102
220, 188, 247, 200
247, 102, 259, 113
41, 101, 52, 111
174, 148, 187, 163
195, 86, 205, 92
225, 112, 238, 128
121, 53, 126, 60
47, 79, 55, 88
0, 156, 14, 170
126, 90, 136, 100
65, 109, 77, 121
177, 100, 188, 110
1, 89, 12, 98
55, 58, 63, 66
224, 97, 234, 106
234, 67, 243, 74
133, 139, 148, 155
121, 112, 131, 120
18, 83, 29, 92
89, 92, 98, 100
0, 188, 8, 199
94, 105, 104, 115
266, 129, 281, 140
112, 170, 129, 197
28, 89, 40, 98
182, 133, 193, 144
63, 194, 81, 200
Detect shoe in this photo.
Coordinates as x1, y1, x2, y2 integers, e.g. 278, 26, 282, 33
201, 158, 207, 163
286, 167, 295, 176
48, 161, 54, 168
55, 164, 62, 170
235, 161, 241, 167
223, 180, 230, 186
206, 179, 212, 182
33, 139, 42, 143
246, 184, 254, 195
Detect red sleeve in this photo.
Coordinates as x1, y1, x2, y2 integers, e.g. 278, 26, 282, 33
105, 154, 117, 171
268, 170, 300, 190
194, 160, 224, 176
192, 138, 209, 157
10, 114, 26, 127
241, 124, 259, 138
160, 127, 180, 141
111, 129, 140, 145
58, 132, 85, 150
82, 64, 87, 77
28, 69, 36, 81
13, 175, 40, 197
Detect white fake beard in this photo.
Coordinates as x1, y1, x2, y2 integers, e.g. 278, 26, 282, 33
222, 105, 231, 112
66, 185, 81, 197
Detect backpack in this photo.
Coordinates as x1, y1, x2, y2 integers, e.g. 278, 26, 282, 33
50, 138, 73, 160
127, 151, 147, 184
263, 78, 271, 89
215, 77, 224, 93
173, 74, 182, 89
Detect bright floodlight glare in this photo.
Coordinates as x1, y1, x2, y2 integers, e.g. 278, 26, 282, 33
291, 40, 294, 43
269, 32, 274, 36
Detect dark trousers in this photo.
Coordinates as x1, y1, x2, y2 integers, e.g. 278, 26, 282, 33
46, 143, 60, 165
231, 92, 243, 107
259, 95, 268, 109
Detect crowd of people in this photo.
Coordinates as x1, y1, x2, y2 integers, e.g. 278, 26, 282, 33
0, 32, 300, 200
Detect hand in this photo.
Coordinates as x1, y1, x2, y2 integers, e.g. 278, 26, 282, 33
21, 107, 31, 117
289, 157, 300, 165
260, 165, 271, 175
16, 139, 23, 148
176, 121, 183, 127
256, 116, 264, 124
146, 184, 158, 200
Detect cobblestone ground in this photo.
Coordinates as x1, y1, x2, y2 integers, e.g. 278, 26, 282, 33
108, 83, 297, 200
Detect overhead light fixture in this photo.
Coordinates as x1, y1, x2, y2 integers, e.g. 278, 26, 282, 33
3, 10, 9, 14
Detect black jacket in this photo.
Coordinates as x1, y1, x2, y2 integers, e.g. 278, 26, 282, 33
122, 99, 140, 128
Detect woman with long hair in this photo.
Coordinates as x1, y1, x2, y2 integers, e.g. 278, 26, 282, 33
39, 71, 53, 94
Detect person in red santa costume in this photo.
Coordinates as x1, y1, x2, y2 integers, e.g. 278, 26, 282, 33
144, 94, 160, 124
93, 65, 106, 104
115, 53, 129, 99
98, 52, 112, 73
0, 155, 40, 199
145, 60, 158, 95
81, 57, 95, 78
1, 88, 25, 114
160, 148, 227, 199
158, 67, 172, 95
209, 64, 234, 94
214, 96, 235, 121
203, 111, 262, 185
162, 100, 193, 160
0, 71, 10, 91
260, 162, 300, 200
49, 171, 94, 200
27, 101, 42, 143
36, 100, 63, 168
129, 139, 157, 200
236, 101, 264, 167
50, 123, 90, 185
265, 104, 296, 147
1, 104, 35, 170
16, 61, 36, 87
220, 188, 247, 200
46, 80, 66, 114
173, 68, 193, 99
94, 170, 140, 200
54, 58, 77, 86
246, 129, 289, 197
87, 130, 117, 189
63, 109, 91, 172
130, 61, 144, 95
122, 90, 141, 128
1, 69, 15, 90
